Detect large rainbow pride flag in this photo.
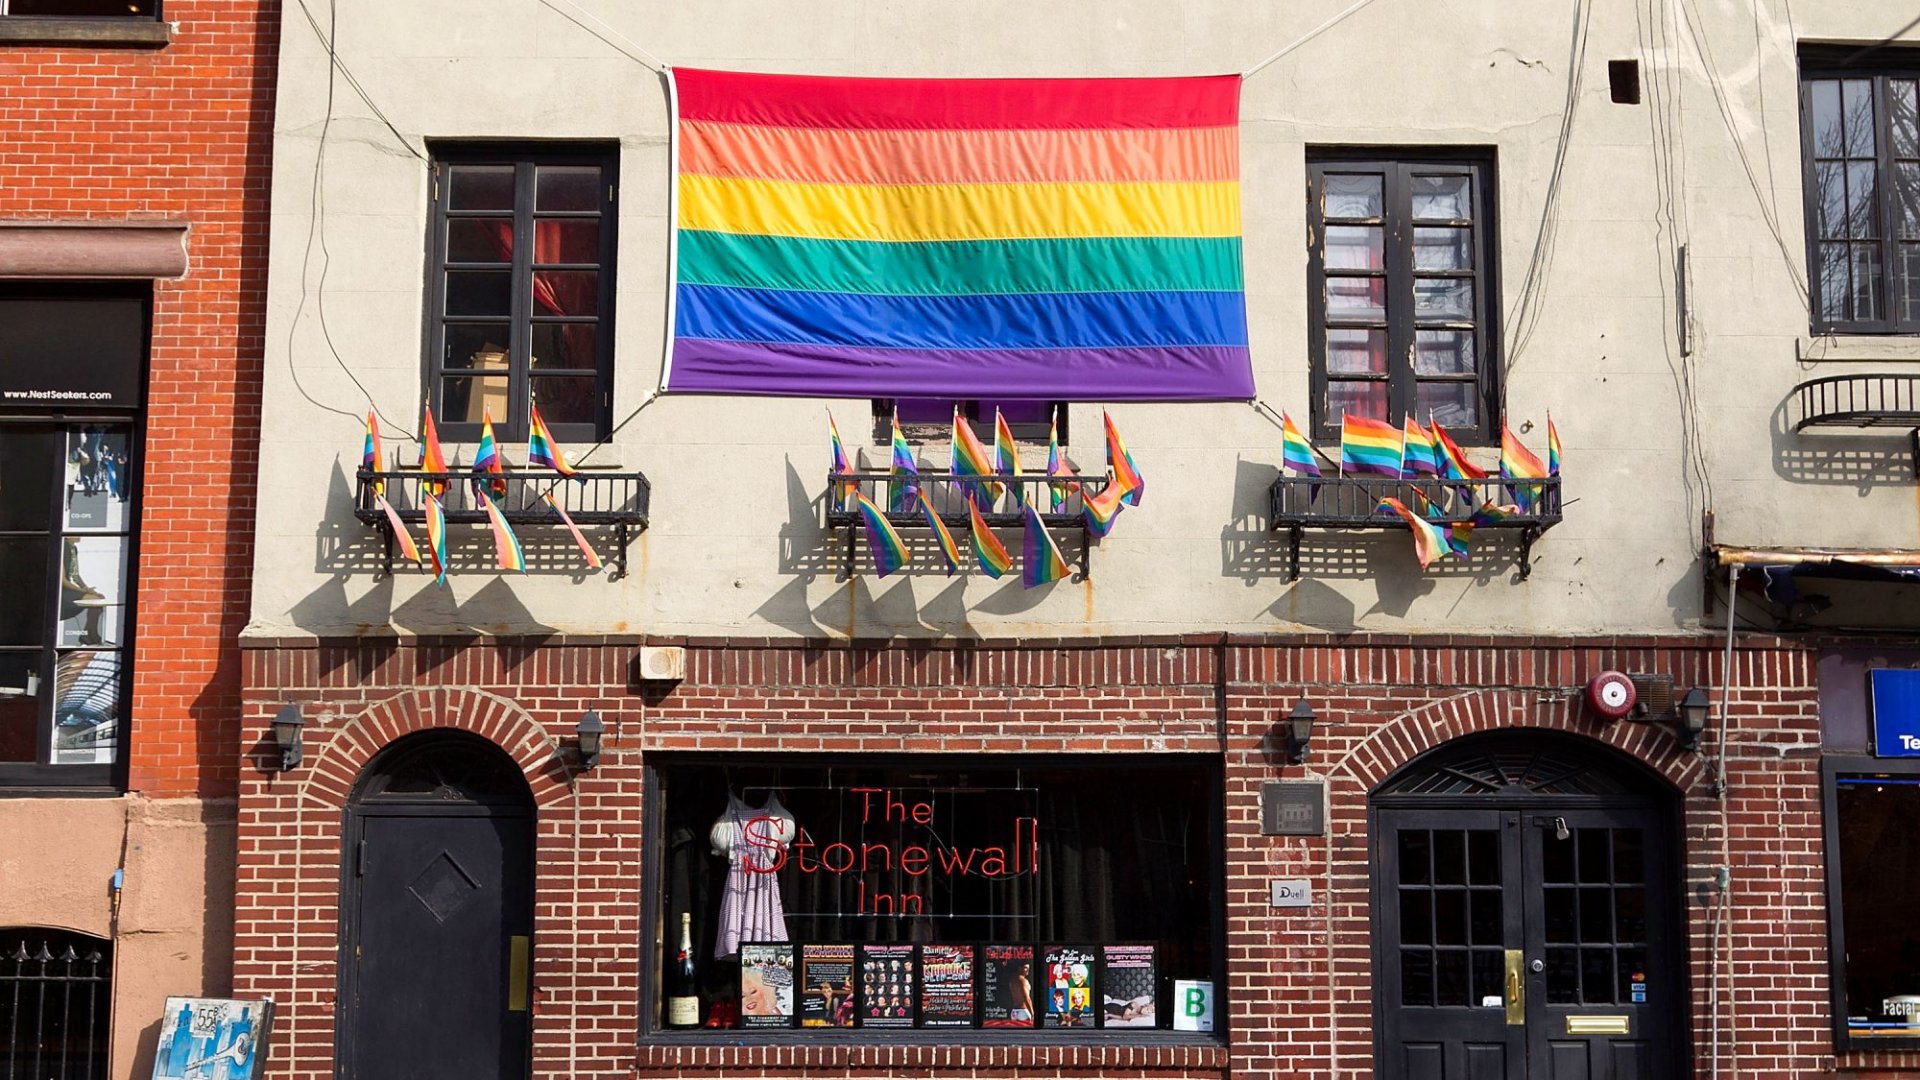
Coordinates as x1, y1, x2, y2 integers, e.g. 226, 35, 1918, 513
667, 69, 1253, 401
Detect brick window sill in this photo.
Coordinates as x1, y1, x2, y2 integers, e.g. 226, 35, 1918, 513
0, 17, 170, 48
632, 1034, 1228, 1074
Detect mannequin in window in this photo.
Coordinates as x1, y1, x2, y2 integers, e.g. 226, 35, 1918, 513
709, 791, 794, 959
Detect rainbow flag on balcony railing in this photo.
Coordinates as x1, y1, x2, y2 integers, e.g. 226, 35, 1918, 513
667, 69, 1252, 401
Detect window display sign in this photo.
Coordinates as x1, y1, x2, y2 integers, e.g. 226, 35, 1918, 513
1042, 946, 1096, 1028
738, 943, 796, 1028
1101, 945, 1157, 1028
1871, 670, 1920, 757
0, 297, 147, 410
918, 944, 975, 1027
980, 944, 1037, 1028
856, 944, 916, 1028
151, 997, 273, 1080
798, 944, 856, 1028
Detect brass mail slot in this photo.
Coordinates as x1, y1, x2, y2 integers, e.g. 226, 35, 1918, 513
1566, 1014, 1630, 1035
508, 935, 531, 1013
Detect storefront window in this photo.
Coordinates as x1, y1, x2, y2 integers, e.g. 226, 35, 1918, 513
650, 756, 1220, 1035
1830, 768, 1920, 1048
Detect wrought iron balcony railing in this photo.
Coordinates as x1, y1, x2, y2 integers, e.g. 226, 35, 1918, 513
1270, 474, 1562, 581
354, 469, 650, 576
823, 471, 1112, 579
1792, 373, 1920, 430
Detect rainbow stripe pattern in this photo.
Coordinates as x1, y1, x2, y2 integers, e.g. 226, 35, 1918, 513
1401, 416, 1440, 479
419, 406, 451, 496
951, 408, 1002, 503
362, 411, 422, 564
1046, 410, 1079, 512
1021, 503, 1072, 588
968, 498, 1013, 578
423, 493, 449, 585
1547, 413, 1562, 476
1082, 480, 1125, 539
889, 413, 919, 512
481, 493, 526, 573
362, 410, 384, 490
668, 69, 1252, 401
1340, 414, 1403, 479
1378, 497, 1448, 570
527, 405, 578, 477
995, 409, 1026, 507
472, 409, 508, 502
1411, 488, 1469, 560
543, 490, 603, 571
1279, 410, 1322, 496
853, 491, 910, 577
920, 497, 962, 575
1103, 411, 1145, 506
1500, 421, 1548, 512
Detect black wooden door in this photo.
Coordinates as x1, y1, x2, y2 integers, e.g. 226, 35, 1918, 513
1376, 805, 1681, 1080
342, 809, 534, 1080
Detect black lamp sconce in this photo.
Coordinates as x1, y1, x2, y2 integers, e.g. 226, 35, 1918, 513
574, 711, 605, 771
1276, 698, 1316, 765
1670, 687, 1710, 753
270, 703, 304, 772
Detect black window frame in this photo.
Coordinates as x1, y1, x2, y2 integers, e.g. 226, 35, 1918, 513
0, 927, 113, 1073
1798, 48, 1920, 335
424, 142, 618, 445
870, 399, 1066, 447
1306, 149, 1502, 446
1822, 753, 1920, 1052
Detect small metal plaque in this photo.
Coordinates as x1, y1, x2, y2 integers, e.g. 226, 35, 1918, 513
1566, 1015, 1630, 1035
1269, 879, 1312, 908
1260, 781, 1326, 836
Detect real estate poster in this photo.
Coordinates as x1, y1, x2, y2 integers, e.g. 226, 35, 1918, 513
739, 942, 796, 1028
151, 997, 274, 1080
1101, 944, 1158, 1028
799, 944, 857, 1028
856, 944, 916, 1028
980, 944, 1037, 1028
918, 944, 975, 1027
1042, 945, 1097, 1028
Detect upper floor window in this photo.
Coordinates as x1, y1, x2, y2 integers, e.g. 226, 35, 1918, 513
1800, 50, 1920, 333
872, 399, 1065, 447
1307, 152, 1500, 444
426, 144, 618, 444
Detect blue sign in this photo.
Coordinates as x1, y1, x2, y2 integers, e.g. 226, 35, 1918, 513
1871, 670, 1920, 757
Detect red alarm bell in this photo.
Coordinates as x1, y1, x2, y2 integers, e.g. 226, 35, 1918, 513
1585, 671, 1637, 721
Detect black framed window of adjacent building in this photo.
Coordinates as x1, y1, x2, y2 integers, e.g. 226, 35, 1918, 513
1824, 755, 1920, 1051
1306, 152, 1500, 444
0, 0, 158, 15
0, 284, 146, 791
871, 399, 1066, 447
426, 143, 617, 444
0, 928, 112, 1073
1799, 50, 1920, 333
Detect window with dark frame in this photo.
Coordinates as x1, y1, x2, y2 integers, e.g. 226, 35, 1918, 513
0, 0, 158, 16
1799, 50, 1920, 333
427, 144, 617, 444
0, 928, 112, 1075
871, 400, 1065, 447
1825, 758, 1920, 1051
1306, 152, 1500, 445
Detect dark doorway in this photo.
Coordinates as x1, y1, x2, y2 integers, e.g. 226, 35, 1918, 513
1371, 732, 1687, 1080
339, 732, 535, 1080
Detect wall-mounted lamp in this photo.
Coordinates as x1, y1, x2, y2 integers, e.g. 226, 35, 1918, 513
271, 703, 304, 771
1674, 687, 1710, 753
575, 711, 605, 771
1279, 698, 1316, 765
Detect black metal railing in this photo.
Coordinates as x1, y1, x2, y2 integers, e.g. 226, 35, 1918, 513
823, 471, 1112, 579
1793, 373, 1920, 430
1, 931, 111, 1080
1269, 474, 1562, 580
354, 468, 651, 577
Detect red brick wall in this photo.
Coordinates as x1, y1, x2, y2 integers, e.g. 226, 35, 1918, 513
0, 1, 278, 797
235, 633, 1865, 1079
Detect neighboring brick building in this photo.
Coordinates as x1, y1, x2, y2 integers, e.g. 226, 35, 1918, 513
0, 2, 274, 1075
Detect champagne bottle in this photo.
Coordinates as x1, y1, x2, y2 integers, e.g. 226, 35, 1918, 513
665, 912, 700, 1028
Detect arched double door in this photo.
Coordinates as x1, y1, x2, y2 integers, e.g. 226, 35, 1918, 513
1371, 732, 1688, 1080
338, 732, 535, 1080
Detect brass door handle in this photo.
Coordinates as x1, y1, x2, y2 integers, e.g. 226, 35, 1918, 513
1504, 949, 1525, 1026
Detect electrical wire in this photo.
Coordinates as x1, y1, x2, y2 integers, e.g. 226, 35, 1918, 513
535, 0, 670, 73
1501, 0, 1591, 375
1241, 0, 1387, 80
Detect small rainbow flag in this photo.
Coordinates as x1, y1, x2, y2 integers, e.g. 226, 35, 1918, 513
1401, 416, 1441, 479
363, 411, 422, 565
362, 409, 383, 489
1103, 411, 1145, 506
1021, 503, 1072, 588
419, 405, 451, 497
1547, 412, 1562, 476
472, 409, 508, 503
542, 490, 602, 570
527, 404, 579, 477
995, 408, 1026, 507
853, 491, 909, 577
1045, 409, 1079, 512
920, 497, 962, 575
481, 492, 526, 572
1500, 421, 1547, 512
828, 409, 856, 509
951, 407, 1002, 504
423, 492, 449, 585
1082, 479, 1125, 539
888, 412, 919, 513
1469, 501, 1520, 528
968, 497, 1013, 578
1378, 496, 1448, 569
1279, 411, 1322, 498
1411, 487, 1468, 560
1340, 414, 1403, 478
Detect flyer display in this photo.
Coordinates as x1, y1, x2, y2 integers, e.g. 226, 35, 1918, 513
918, 944, 975, 1027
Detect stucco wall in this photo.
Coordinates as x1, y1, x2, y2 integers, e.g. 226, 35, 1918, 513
251, 0, 1920, 640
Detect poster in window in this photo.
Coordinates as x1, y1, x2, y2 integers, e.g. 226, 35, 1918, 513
1042, 945, 1097, 1028
918, 944, 975, 1028
58, 536, 127, 649
856, 944, 916, 1028
64, 430, 131, 532
150, 996, 274, 1080
738, 942, 796, 1028
1101, 944, 1158, 1028
798, 944, 857, 1028
980, 944, 1036, 1028
50, 649, 119, 766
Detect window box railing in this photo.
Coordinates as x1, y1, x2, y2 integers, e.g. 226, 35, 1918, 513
1793, 373, 1920, 431
354, 469, 650, 577
823, 471, 1112, 580
1269, 474, 1562, 580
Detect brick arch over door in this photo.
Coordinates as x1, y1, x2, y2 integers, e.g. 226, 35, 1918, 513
289, 687, 571, 812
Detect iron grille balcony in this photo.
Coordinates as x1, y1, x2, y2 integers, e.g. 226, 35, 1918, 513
1270, 474, 1562, 580
1792, 373, 1920, 430
354, 469, 650, 577
823, 471, 1112, 579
